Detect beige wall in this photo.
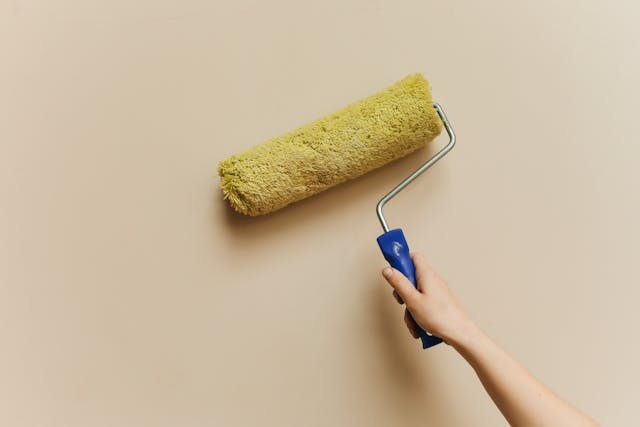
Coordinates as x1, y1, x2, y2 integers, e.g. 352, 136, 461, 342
2, 1, 639, 426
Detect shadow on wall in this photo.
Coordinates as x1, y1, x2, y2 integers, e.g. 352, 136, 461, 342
357, 267, 459, 426
212, 138, 459, 426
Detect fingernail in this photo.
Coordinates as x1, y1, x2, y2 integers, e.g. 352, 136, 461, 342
382, 267, 393, 278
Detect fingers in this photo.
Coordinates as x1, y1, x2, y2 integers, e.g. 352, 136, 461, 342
392, 290, 404, 304
383, 265, 422, 339
404, 309, 420, 339
382, 267, 420, 308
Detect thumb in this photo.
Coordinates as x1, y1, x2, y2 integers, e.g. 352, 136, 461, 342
382, 267, 421, 307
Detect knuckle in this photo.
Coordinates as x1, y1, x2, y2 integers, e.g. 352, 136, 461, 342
406, 297, 421, 312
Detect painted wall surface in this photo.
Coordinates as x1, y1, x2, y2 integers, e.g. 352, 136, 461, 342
1, 1, 638, 425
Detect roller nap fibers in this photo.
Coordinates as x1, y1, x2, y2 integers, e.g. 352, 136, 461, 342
218, 74, 442, 216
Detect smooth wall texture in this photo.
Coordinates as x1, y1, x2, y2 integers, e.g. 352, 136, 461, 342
1, 1, 639, 426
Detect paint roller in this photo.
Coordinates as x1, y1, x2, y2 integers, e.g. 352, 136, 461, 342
218, 74, 456, 349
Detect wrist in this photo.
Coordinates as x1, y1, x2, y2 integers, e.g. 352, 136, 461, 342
443, 315, 483, 350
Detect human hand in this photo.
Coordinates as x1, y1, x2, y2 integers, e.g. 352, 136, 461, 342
382, 254, 599, 426
381, 252, 471, 344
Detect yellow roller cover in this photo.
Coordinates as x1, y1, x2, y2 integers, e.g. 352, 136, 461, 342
218, 74, 443, 216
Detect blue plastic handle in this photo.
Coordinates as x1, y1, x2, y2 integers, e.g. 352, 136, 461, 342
377, 228, 443, 349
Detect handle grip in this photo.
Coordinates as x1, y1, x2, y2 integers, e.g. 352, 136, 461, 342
377, 228, 443, 349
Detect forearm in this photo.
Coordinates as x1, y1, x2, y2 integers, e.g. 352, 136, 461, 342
448, 321, 598, 427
